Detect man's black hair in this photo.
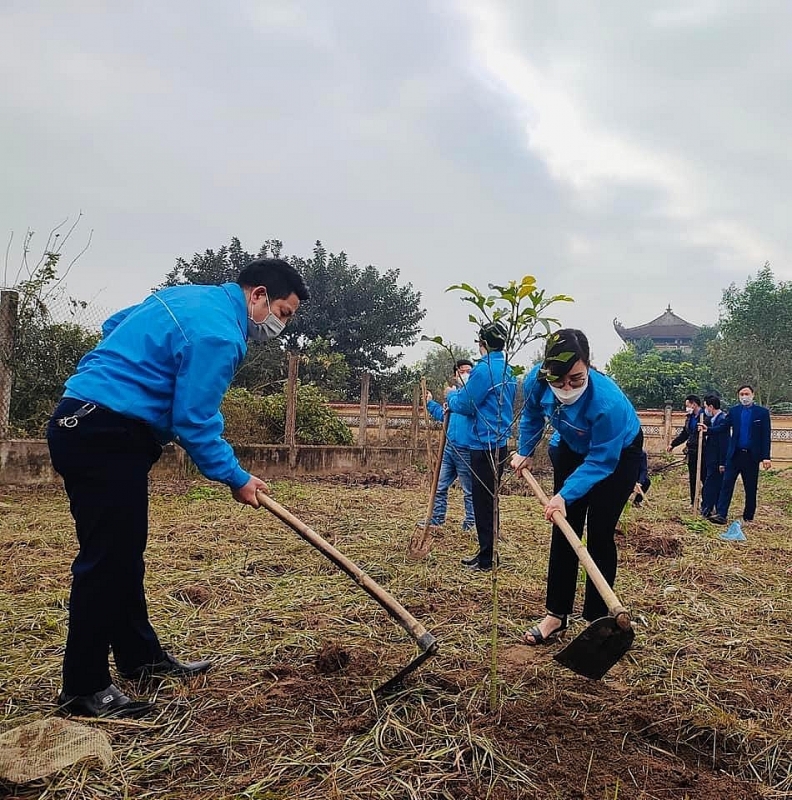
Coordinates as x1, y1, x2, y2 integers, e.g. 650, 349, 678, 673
541, 328, 590, 381
237, 258, 310, 302
685, 394, 701, 406
455, 358, 474, 371
703, 394, 721, 409
478, 321, 508, 352
738, 383, 754, 393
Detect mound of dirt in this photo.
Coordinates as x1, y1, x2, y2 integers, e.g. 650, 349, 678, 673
172, 584, 211, 606
315, 642, 350, 674
617, 523, 684, 556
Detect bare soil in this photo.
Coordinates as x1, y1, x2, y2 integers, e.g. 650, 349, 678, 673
0, 464, 789, 799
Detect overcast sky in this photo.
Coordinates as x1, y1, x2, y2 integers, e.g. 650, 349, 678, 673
2, 0, 790, 368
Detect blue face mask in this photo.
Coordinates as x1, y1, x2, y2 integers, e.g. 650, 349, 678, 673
248, 295, 285, 343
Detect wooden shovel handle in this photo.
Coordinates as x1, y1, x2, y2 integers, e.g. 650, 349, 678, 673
519, 470, 632, 631
421, 410, 450, 530
693, 415, 704, 511
256, 490, 435, 651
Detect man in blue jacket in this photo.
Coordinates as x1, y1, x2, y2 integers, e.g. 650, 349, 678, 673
421, 359, 476, 531
710, 384, 772, 524
447, 322, 516, 571
698, 394, 729, 518
47, 258, 309, 718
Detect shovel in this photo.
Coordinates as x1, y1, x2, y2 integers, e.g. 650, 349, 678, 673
256, 490, 438, 695
519, 470, 634, 680
408, 409, 450, 558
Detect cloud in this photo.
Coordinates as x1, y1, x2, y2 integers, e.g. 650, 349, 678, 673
0, 0, 789, 373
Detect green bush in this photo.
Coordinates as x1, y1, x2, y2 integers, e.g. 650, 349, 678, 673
221, 385, 353, 446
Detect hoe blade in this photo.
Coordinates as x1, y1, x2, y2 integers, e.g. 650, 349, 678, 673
374, 638, 439, 696
553, 617, 634, 680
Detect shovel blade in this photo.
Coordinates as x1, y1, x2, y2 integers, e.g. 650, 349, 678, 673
553, 616, 634, 680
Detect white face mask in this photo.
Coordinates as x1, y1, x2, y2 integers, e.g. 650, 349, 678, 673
248, 295, 285, 343
739, 395, 754, 407
458, 372, 470, 385
549, 376, 589, 405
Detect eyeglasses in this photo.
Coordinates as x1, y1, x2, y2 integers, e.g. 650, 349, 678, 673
549, 372, 587, 390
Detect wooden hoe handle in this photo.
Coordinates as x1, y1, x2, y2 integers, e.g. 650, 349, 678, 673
519, 470, 632, 631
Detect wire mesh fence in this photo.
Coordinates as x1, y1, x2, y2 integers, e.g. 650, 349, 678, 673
0, 285, 115, 438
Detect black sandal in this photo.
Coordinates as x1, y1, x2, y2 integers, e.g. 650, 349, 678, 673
522, 612, 568, 646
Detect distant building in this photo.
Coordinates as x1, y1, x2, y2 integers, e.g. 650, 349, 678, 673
613, 306, 700, 353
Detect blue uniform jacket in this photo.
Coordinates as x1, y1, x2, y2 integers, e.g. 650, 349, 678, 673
721, 403, 772, 462
702, 412, 729, 469
427, 396, 472, 448
64, 282, 251, 489
518, 365, 641, 504
446, 351, 516, 449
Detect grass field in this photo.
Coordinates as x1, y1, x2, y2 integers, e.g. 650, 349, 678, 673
1, 461, 790, 799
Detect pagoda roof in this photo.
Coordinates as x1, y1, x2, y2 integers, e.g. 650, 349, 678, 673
614, 306, 700, 341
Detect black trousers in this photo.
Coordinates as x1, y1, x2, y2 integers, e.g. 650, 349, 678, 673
547, 433, 642, 621
469, 447, 509, 568
716, 450, 761, 521
685, 449, 706, 506
47, 398, 164, 695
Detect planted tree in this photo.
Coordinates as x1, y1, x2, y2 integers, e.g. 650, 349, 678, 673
422, 276, 573, 709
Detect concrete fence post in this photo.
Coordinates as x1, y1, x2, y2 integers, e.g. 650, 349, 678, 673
358, 373, 370, 446
0, 290, 19, 440
285, 352, 299, 468
663, 400, 673, 446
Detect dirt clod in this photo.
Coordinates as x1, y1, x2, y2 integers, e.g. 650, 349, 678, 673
315, 641, 350, 674
172, 584, 211, 606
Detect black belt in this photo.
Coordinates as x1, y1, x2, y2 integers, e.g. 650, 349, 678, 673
55, 402, 97, 428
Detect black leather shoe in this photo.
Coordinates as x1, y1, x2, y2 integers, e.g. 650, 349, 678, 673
465, 561, 492, 572
57, 684, 155, 718
461, 552, 481, 567
120, 651, 212, 681
709, 514, 728, 525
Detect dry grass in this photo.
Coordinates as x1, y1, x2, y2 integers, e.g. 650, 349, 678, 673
0, 464, 790, 799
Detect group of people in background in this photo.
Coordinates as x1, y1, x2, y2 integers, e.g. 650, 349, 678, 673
426, 330, 773, 648
667, 387, 772, 523
45, 251, 774, 718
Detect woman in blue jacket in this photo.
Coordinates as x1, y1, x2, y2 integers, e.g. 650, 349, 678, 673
510, 329, 642, 645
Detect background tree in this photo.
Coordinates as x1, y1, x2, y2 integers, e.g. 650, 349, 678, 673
4, 217, 98, 436
286, 241, 425, 377
416, 343, 478, 396
369, 364, 422, 404
707, 264, 792, 406
606, 346, 712, 408
163, 238, 425, 399
159, 237, 283, 287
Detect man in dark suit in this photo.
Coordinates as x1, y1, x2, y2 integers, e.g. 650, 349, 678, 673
710, 384, 772, 524
698, 395, 729, 518
667, 394, 705, 506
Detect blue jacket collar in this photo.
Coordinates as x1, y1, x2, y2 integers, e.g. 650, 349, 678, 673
222, 283, 249, 339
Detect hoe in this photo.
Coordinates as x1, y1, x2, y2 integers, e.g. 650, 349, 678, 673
256, 491, 438, 695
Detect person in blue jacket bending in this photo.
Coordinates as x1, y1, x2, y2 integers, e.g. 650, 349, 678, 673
447, 321, 516, 572
510, 329, 643, 646
46, 258, 309, 719
420, 359, 476, 531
